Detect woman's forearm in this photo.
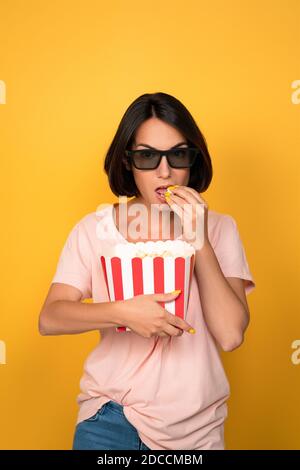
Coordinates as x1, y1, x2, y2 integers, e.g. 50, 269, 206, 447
39, 299, 125, 336
194, 242, 249, 351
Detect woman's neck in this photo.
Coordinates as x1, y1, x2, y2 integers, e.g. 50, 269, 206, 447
114, 197, 176, 242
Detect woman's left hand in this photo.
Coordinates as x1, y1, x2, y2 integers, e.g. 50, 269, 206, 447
164, 185, 210, 251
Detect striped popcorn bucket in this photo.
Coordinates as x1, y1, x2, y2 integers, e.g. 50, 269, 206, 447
100, 252, 195, 332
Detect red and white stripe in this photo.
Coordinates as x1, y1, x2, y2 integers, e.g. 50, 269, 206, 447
100, 254, 195, 332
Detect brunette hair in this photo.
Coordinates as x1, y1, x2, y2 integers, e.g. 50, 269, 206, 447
104, 92, 213, 197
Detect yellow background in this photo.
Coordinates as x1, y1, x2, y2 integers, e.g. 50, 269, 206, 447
0, 0, 299, 450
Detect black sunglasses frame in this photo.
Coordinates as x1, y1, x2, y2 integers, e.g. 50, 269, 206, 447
124, 147, 201, 170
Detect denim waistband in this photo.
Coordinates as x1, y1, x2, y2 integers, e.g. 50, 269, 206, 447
105, 400, 124, 414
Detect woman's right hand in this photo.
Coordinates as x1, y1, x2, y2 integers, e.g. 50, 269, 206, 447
117, 290, 195, 338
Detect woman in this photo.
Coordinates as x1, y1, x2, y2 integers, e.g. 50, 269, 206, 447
39, 92, 255, 450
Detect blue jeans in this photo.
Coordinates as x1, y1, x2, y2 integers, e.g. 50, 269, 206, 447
72, 400, 151, 450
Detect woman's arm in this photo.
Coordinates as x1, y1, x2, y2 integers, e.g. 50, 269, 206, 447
38, 283, 125, 335
39, 283, 193, 337
194, 242, 250, 352
164, 185, 251, 353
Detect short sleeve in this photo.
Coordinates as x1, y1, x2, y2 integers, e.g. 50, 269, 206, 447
51, 221, 92, 299
213, 215, 256, 295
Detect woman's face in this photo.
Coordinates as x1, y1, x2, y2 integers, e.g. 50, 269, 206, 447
129, 117, 190, 208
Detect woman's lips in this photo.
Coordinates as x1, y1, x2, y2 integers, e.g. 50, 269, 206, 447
155, 188, 168, 196
154, 188, 169, 203
155, 185, 179, 198
154, 185, 179, 203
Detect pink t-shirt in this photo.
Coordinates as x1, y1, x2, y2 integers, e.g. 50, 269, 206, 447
51, 203, 255, 450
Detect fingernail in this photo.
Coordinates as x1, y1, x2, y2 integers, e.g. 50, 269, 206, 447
171, 289, 181, 295
188, 328, 196, 334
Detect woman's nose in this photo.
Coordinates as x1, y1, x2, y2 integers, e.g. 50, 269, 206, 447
156, 155, 171, 177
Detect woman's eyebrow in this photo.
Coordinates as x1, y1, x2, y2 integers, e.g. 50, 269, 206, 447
135, 141, 188, 149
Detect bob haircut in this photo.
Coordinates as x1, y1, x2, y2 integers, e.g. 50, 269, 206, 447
104, 92, 213, 197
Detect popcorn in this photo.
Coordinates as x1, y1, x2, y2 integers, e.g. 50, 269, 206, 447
164, 185, 179, 198
100, 240, 195, 332
106, 239, 195, 259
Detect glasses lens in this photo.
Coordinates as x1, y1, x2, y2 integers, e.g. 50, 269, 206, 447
128, 148, 198, 169
168, 149, 197, 168
132, 150, 160, 169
